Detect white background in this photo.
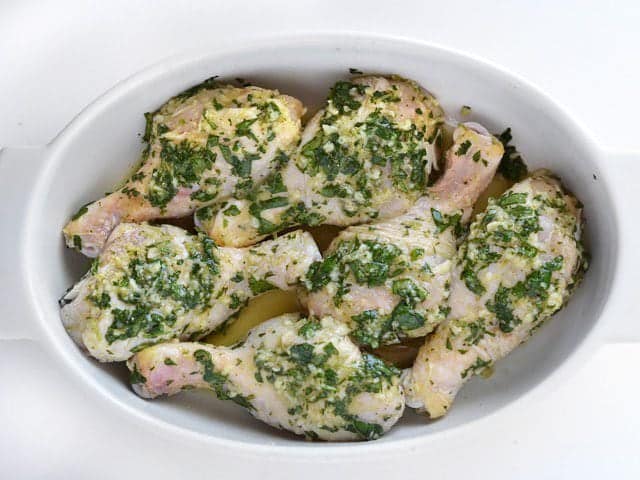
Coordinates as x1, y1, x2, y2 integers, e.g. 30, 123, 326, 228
1, 1, 639, 478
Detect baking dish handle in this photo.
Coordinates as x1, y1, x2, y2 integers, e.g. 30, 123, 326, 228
598, 151, 640, 343
0, 146, 47, 342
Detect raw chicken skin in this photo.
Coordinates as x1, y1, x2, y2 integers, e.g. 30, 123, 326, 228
403, 172, 586, 417
60, 224, 320, 361
63, 80, 305, 257
128, 314, 404, 441
302, 124, 504, 348
196, 75, 445, 247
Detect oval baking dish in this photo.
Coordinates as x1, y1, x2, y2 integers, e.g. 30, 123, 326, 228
0, 33, 631, 455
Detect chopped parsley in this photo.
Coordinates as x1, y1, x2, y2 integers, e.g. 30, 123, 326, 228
431, 208, 463, 235
129, 364, 147, 384
194, 349, 254, 409
456, 139, 472, 156
252, 317, 401, 440
248, 276, 276, 295
496, 128, 528, 181
100, 233, 221, 345
70, 203, 90, 221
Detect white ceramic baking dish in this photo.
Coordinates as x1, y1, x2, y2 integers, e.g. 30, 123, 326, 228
1, 33, 638, 456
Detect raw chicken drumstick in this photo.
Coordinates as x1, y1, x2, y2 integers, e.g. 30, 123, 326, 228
301, 124, 503, 348
60, 224, 320, 361
63, 80, 305, 257
128, 313, 404, 441
196, 75, 445, 247
403, 172, 586, 418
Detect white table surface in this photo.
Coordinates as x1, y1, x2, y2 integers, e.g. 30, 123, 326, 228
1, 1, 639, 478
